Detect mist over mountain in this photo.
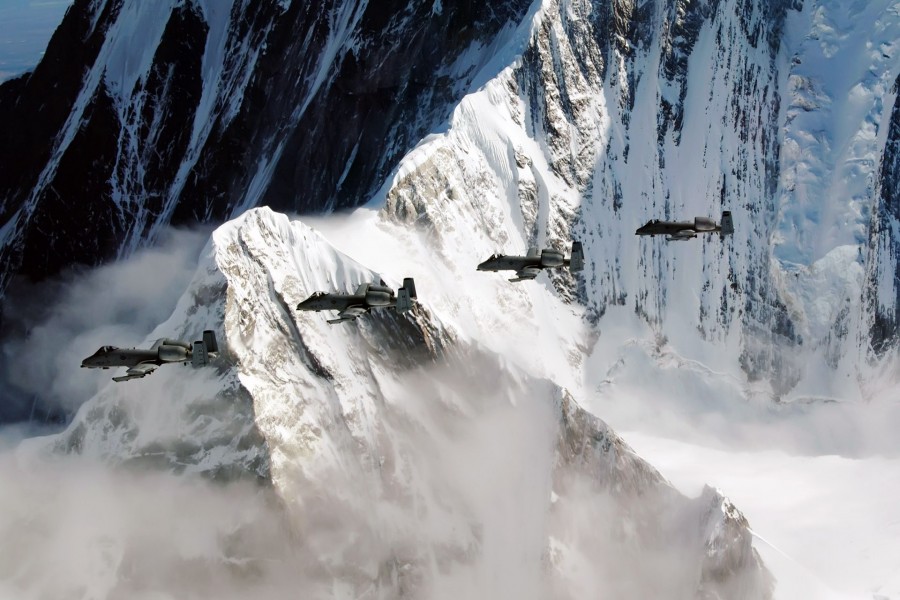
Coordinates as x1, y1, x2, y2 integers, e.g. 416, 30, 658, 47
1, 0, 899, 598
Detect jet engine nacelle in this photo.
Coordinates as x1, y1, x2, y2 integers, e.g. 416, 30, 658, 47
694, 217, 717, 232
365, 285, 394, 307
540, 249, 565, 268
158, 338, 190, 349
158, 344, 189, 362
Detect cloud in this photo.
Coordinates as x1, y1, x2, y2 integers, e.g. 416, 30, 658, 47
0, 451, 300, 600
0, 348, 755, 600
0, 210, 771, 599
0, 226, 212, 422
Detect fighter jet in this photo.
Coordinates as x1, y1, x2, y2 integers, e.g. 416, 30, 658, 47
296, 278, 417, 324
81, 330, 219, 382
477, 241, 585, 282
635, 211, 734, 241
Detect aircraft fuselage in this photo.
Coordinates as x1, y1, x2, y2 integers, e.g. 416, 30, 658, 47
81, 347, 162, 369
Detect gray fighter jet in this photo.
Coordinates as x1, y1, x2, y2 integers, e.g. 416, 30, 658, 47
477, 241, 584, 282
635, 211, 734, 241
81, 330, 219, 382
297, 278, 417, 324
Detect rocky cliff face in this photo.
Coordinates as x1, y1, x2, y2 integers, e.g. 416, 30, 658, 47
381, 0, 900, 399
865, 73, 900, 362
0, 0, 532, 287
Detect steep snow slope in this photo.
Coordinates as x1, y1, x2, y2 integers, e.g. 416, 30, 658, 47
0, 0, 535, 288
362, 0, 900, 399
3, 0, 899, 596
2, 0, 898, 396
7, 207, 771, 598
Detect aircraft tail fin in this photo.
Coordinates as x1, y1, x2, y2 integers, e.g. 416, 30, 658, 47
192, 340, 210, 367
202, 330, 218, 354
190, 330, 218, 368
720, 211, 734, 236
569, 241, 584, 273
403, 277, 417, 299
396, 278, 417, 314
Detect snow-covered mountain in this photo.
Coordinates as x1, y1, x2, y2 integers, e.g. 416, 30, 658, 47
0, 0, 533, 284
372, 0, 900, 401
2, 0, 899, 397
2, 0, 900, 596
7, 207, 769, 598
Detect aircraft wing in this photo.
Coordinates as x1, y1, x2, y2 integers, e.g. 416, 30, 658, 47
113, 362, 159, 382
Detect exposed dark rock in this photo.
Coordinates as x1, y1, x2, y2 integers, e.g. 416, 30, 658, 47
0, 0, 532, 293
866, 73, 900, 357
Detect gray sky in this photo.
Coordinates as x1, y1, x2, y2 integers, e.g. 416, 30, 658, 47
0, 0, 73, 81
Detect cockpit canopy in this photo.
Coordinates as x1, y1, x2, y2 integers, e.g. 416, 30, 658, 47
98, 345, 117, 353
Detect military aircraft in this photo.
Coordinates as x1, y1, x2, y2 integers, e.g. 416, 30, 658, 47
296, 278, 417, 324
81, 330, 219, 382
477, 241, 585, 282
635, 211, 734, 241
